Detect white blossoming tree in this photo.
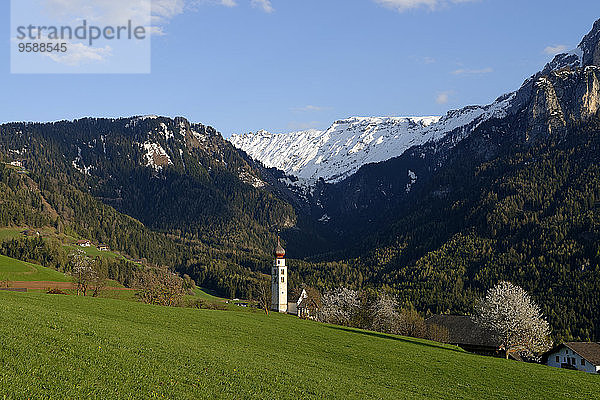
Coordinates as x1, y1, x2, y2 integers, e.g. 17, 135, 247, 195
371, 293, 400, 334
70, 250, 97, 296
318, 288, 360, 326
474, 281, 552, 359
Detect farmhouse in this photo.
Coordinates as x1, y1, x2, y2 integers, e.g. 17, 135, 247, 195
425, 315, 522, 359
76, 239, 91, 247
543, 342, 600, 373
98, 244, 109, 251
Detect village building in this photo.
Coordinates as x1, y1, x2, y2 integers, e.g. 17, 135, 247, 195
288, 287, 320, 319
425, 315, 522, 360
287, 288, 307, 316
543, 342, 600, 373
98, 244, 109, 251
76, 239, 91, 247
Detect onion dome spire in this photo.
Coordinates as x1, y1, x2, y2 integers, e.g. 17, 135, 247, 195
274, 236, 285, 258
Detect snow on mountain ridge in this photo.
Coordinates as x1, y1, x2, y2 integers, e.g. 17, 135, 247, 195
229, 108, 507, 184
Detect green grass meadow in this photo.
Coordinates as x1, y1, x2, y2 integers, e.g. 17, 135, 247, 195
0, 292, 598, 399
0, 254, 71, 282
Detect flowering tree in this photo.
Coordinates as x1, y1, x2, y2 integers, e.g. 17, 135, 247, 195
474, 281, 552, 359
318, 288, 360, 326
70, 250, 97, 296
371, 293, 400, 334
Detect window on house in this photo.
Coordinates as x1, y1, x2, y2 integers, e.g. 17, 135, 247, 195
556, 356, 560, 363
581, 359, 585, 366
281, 277, 284, 283
281, 269, 284, 275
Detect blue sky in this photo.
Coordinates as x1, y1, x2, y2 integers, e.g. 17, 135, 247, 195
2, 0, 599, 137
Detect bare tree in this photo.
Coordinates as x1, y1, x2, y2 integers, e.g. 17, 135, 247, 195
474, 281, 552, 359
396, 308, 427, 338
133, 267, 185, 307
70, 250, 96, 296
256, 277, 271, 315
318, 288, 360, 326
90, 268, 108, 297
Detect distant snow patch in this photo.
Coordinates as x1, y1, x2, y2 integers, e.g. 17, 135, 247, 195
141, 142, 172, 171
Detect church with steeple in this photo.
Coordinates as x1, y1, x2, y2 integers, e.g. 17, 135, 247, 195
271, 237, 287, 313
270, 237, 319, 318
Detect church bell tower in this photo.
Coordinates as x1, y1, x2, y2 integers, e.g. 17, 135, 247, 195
271, 237, 288, 313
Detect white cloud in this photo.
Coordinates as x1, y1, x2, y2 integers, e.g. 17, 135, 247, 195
544, 44, 569, 55
452, 67, 493, 75
435, 91, 451, 104
219, 0, 237, 7
291, 105, 328, 112
42, 0, 187, 31
374, 0, 478, 12
47, 43, 112, 66
251, 0, 274, 13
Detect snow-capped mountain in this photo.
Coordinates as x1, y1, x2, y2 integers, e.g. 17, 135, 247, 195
230, 100, 515, 185
230, 19, 600, 188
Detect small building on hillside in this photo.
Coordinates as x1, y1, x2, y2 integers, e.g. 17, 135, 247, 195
9, 161, 23, 168
98, 244, 109, 251
543, 342, 600, 373
288, 287, 320, 319
22, 229, 40, 237
425, 315, 522, 359
76, 239, 91, 247
287, 288, 306, 316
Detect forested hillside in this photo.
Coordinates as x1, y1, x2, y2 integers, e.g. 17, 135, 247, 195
0, 117, 291, 298
287, 89, 600, 342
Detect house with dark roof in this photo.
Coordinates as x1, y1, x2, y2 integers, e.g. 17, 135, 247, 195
425, 315, 523, 360
543, 342, 600, 373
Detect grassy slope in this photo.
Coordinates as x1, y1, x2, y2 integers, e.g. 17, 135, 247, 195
0, 292, 598, 399
0, 254, 70, 282
0, 228, 21, 241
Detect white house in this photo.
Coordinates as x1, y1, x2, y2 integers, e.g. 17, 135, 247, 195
287, 288, 308, 316
76, 239, 91, 247
543, 342, 600, 373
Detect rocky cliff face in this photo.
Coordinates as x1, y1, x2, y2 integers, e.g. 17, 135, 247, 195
581, 19, 600, 67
